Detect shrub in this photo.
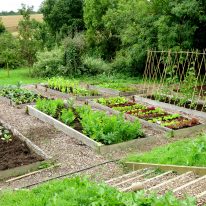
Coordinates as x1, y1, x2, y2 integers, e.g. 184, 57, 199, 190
62, 33, 86, 76
82, 56, 112, 75
33, 47, 65, 77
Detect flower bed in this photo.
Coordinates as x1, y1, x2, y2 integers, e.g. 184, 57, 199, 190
95, 97, 201, 130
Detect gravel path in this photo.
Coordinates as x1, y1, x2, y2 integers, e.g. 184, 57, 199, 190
0, 100, 124, 189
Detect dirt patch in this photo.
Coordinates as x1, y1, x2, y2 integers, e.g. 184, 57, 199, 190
0, 131, 43, 171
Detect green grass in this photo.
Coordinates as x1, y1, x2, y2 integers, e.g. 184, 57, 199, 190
0, 68, 46, 86
0, 177, 195, 206
124, 134, 206, 167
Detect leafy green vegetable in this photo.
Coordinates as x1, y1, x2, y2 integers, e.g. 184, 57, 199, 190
60, 108, 76, 126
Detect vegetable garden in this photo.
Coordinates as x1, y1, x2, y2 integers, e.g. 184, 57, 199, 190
0, 51, 206, 205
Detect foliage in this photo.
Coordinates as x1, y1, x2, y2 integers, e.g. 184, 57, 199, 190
62, 33, 86, 76
0, 18, 6, 34
47, 77, 99, 96
82, 56, 111, 75
18, 5, 41, 67
33, 47, 65, 77
41, 0, 84, 37
60, 108, 76, 126
0, 87, 40, 104
77, 106, 144, 145
97, 97, 128, 106
0, 33, 22, 71
0, 176, 196, 206
84, 0, 206, 75
36, 98, 64, 118
84, 0, 118, 59
0, 125, 12, 143
125, 134, 206, 167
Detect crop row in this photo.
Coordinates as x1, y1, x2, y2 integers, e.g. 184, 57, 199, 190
96, 97, 200, 130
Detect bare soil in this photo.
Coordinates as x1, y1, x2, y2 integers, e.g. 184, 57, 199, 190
0, 133, 43, 170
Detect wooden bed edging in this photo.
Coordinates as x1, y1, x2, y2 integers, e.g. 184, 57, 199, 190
0, 119, 52, 180
27, 105, 162, 154
125, 162, 206, 176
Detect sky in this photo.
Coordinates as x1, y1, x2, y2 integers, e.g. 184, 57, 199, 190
0, 0, 43, 12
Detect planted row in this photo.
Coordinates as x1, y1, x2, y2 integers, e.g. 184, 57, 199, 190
96, 97, 200, 130
149, 93, 206, 112
36, 98, 144, 145
0, 87, 40, 105
47, 77, 100, 97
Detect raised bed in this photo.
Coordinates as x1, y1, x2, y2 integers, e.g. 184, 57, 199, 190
27, 105, 160, 154
0, 87, 41, 107
37, 84, 103, 101
87, 84, 146, 97
125, 162, 206, 176
134, 96, 206, 121
87, 97, 206, 138
0, 119, 51, 180
147, 93, 206, 112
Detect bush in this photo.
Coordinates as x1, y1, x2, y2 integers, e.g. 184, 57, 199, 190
82, 56, 112, 75
0, 18, 5, 34
62, 33, 86, 76
33, 47, 65, 77
0, 32, 22, 69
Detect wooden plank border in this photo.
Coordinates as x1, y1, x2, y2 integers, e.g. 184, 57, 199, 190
125, 162, 206, 176
0, 119, 52, 180
27, 105, 165, 154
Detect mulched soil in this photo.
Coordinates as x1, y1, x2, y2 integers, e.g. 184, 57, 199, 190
0, 133, 43, 170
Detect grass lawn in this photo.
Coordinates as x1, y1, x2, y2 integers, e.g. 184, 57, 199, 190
124, 134, 206, 167
0, 68, 46, 86
0, 177, 195, 206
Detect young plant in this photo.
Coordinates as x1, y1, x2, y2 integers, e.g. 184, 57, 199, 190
59, 109, 76, 126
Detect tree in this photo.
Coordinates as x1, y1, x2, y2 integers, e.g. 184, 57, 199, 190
0, 18, 6, 34
0, 33, 21, 76
18, 4, 40, 74
84, 0, 118, 59
41, 0, 84, 38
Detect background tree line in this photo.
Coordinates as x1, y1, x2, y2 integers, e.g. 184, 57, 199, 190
0, 0, 205, 77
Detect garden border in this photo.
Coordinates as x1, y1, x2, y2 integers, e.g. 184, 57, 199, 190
87, 100, 206, 138
0, 119, 52, 180
27, 105, 166, 154
125, 162, 206, 176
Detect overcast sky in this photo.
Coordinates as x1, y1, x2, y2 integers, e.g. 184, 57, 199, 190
0, 0, 43, 12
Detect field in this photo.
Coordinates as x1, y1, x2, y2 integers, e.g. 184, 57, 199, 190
0, 14, 43, 34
